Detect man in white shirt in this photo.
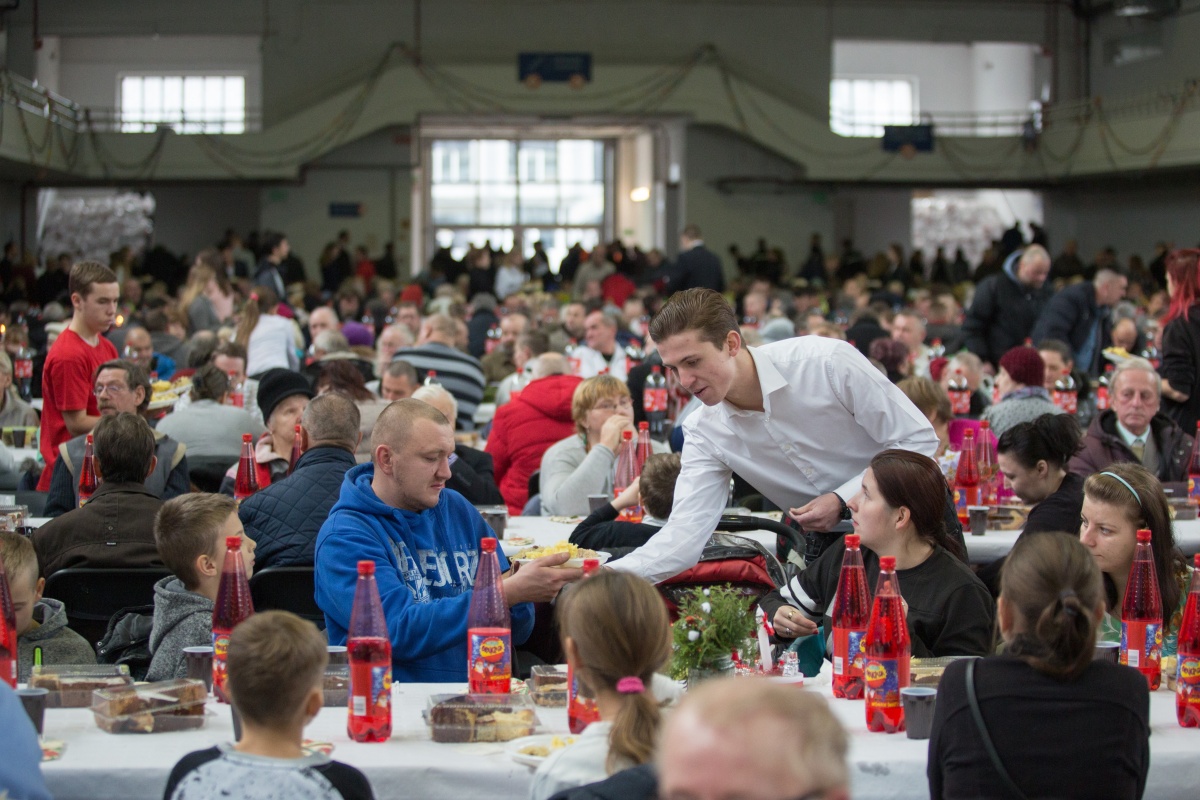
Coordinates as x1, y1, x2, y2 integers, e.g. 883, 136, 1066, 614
609, 288, 939, 583
574, 310, 629, 381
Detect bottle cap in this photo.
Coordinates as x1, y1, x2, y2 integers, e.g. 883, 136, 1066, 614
1136, 529, 1152, 543
481, 537, 497, 553
295, 424, 301, 432
1194, 554, 1200, 568
652, 365, 661, 373
242, 433, 252, 442
85, 433, 93, 443
638, 421, 648, 430
225, 535, 241, 549
980, 420, 990, 429
845, 534, 860, 547
582, 558, 600, 575
879, 555, 896, 570
622, 430, 633, 440
357, 560, 375, 575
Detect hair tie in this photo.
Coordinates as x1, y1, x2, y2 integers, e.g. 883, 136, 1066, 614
616, 676, 645, 694
1099, 471, 1140, 506
249, 292, 259, 302
1058, 588, 1079, 617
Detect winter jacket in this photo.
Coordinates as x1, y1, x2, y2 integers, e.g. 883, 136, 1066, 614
1161, 305, 1200, 433
486, 373, 582, 514
313, 463, 534, 682
146, 576, 214, 682
17, 598, 96, 681
1069, 410, 1193, 483
962, 250, 1055, 366
44, 428, 189, 518
1029, 280, 1112, 375
238, 446, 357, 570
32, 481, 165, 579
447, 445, 505, 507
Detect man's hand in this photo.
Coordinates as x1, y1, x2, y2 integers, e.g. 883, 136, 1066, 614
612, 477, 640, 511
772, 605, 818, 639
788, 493, 843, 532
598, 413, 634, 452
504, 552, 583, 604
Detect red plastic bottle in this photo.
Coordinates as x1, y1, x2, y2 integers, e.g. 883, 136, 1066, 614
614, 429, 641, 522
288, 424, 303, 476
467, 538, 511, 694
862, 555, 910, 733
13, 346, 33, 401
1177, 554, 1200, 727
1188, 424, 1200, 507
947, 369, 971, 416
348, 560, 393, 742
0, 550, 17, 687
831, 534, 871, 699
424, 370, 439, 387
234, 433, 258, 505
568, 558, 603, 733
1121, 529, 1163, 690
212, 535, 254, 703
78, 433, 98, 507
644, 365, 669, 438
228, 371, 245, 408
977, 421, 998, 506
635, 421, 652, 473
954, 429, 981, 524
1096, 364, 1113, 411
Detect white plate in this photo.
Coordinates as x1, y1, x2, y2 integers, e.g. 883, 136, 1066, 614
510, 551, 611, 569
507, 733, 577, 767
148, 397, 180, 411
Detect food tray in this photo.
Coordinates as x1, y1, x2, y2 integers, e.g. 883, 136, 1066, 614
910, 656, 979, 687
529, 665, 568, 707
92, 678, 208, 733
29, 664, 133, 708
425, 693, 540, 743
510, 550, 611, 569
322, 665, 349, 708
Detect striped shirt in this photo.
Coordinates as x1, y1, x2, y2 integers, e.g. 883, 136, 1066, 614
393, 343, 485, 430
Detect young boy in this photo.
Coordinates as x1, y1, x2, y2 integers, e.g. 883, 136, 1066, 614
569, 452, 683, 551
0, 532, 96, 682
146, 494, 256, 682
165, 611, 374, 800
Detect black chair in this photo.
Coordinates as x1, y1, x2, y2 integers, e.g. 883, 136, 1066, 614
249, 566, 324, 628
42, 568, 170, 649
16, 490, 48, 517
188, 456, 234, 493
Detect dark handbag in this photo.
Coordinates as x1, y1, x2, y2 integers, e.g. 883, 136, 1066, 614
965, 659, 1028, 800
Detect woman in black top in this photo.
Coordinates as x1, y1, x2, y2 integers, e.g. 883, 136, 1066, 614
977, 413, 1085, 594
928, 533, 1150, 800
1160, 248, 1200, 432
760, 449, 994, 657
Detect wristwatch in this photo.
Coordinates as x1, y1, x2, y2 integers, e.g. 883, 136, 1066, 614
833, 493, 851, 521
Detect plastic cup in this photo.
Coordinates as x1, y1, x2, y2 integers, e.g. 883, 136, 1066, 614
968, 506, 989, 537
17, 687, 48, 736
901, 687, 937, 740
327, 645, 348, 666
10, 427, 26, 448
1093, 641, 1120, 663
587, 494, 609, 512
184, 645, 214, 692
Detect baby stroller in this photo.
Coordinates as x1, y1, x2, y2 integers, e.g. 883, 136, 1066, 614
656, 515, 803, 620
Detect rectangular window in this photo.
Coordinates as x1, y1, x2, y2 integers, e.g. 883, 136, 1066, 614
119, 74, 245, 134
830, 78, 916, 137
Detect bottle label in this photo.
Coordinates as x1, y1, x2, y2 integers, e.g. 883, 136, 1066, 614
644, 387, 668, 414
1179, 657, 1200, 688
955, 485, 979, 516
14, 359, 32, 380
1189, 477, 1200, 506
1120, 621, 1162, 671
1096, 387, 1108, 411
864, 657, 902, 709
833, 628, 865, 676
212, 631, 231, 696
351, 663, 392, 718
949, 389, 971, 416
469, 630, 512, 684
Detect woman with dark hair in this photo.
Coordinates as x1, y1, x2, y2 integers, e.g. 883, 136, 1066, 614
760, 449, 994, 657
997, 413, 1085, 537
1081, 462, 1191, 657
928, 534, 1149, 799
1159, 248, 1200, 431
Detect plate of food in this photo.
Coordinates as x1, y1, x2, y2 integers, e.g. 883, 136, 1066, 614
1103, 347, 1136, 365
507, 733, 577, 767
149, 377, 192, 410
510, 541, 610, 568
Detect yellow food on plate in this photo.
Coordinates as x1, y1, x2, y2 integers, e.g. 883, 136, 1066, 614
1104, 347, 1132, 358
519, 736, 576, 758
515, 542, 598, 561
151, 380, 172, 393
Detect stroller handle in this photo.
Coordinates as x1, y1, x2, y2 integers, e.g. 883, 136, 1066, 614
713, 515, 804, 553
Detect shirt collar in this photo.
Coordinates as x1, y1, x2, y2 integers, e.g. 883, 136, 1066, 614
1115, 419, 1149, 447
720, 345, 787, 418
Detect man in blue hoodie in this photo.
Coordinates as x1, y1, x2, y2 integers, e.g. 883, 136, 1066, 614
315, 398, 581, 682
962, 245, 1054, 370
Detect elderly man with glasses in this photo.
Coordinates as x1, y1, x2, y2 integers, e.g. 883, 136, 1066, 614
42, 359, 190, 518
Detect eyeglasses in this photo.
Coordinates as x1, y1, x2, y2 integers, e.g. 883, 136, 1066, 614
93, 384, 129, 396
592, 398, 633, 412
448, 453, 458, 467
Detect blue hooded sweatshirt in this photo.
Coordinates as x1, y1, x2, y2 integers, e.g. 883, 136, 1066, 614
314, 463, 534, 682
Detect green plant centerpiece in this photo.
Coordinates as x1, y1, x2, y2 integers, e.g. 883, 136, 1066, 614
670, 584, 758, 683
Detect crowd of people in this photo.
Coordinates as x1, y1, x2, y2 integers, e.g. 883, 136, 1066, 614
1, 220, 1197, 800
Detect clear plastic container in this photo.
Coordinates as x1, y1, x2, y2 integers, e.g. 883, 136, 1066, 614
909, 656, 980, 687
29, 664, 133, 708
425, 693, 539, 743
322, 665, 350, 708
92, 678, 208, 733
529, 665, 569, 707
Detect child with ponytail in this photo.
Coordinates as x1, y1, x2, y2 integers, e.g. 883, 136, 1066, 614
529, 571, 672, 800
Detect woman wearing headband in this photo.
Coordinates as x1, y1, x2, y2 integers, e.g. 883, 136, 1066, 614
928, 533, 1150, 799
530, 571, 674, 800
1080, 462, 1190, 656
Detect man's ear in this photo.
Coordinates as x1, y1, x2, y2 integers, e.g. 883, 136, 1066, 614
196, 552, 220, 580
144, 454, 158, 481
300, 426, 311, 453
34, 576, 45, 603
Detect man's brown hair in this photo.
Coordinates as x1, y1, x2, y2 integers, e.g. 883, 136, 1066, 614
154, 493, 236, 590
648, 288, 739, 349
69, 260, 118, 299
639, 452, 682, 520
94, 412, 156, 484
227, 611, 328, 729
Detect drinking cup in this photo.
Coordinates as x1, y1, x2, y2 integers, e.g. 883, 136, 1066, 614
184, 645, 214, 692
901, 687, 937, 740
968, 506, 989, 537
17, 687, 48, 736
1093, 641, 1120, 663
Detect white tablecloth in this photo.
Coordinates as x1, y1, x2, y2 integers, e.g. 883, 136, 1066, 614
38, 679, 1200, 800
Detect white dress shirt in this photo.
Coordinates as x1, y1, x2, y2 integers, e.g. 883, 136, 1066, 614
574, 345, 629, 381
610, 336, 939, 583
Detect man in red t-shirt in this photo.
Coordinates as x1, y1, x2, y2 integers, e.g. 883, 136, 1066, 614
37, 261, 120, 491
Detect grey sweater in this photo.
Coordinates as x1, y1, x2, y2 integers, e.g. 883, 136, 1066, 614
980, 394, 1064, 437
18, 598, 96, 682
146, 576, 213, 682
539, 434, 669, 517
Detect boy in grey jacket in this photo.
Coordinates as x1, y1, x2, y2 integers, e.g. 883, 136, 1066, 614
0, 532, 95, 682
146, 494, 257, 682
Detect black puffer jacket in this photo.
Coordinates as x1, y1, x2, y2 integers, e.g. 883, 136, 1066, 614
962, 254, 1054, 367
238, 446, 357, 569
